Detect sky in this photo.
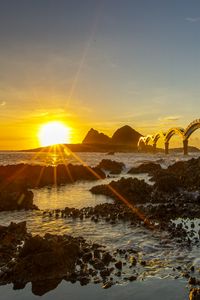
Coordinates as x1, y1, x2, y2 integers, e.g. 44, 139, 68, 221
0, 0, 200, 149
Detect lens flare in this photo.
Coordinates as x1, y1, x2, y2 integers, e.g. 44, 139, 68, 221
38, 121, 70, 147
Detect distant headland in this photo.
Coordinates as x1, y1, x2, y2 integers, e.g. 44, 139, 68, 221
21, 125, 200, 153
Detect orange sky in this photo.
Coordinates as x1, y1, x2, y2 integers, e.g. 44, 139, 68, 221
1, 1, 200, 150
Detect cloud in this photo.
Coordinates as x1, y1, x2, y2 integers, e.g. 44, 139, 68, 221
185, 17, 200, 23
0, 101, 6, 106
159, 115, 182, 122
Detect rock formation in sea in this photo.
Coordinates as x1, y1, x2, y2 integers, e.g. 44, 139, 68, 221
82, 128, 111, 144
111, 125, 142, 146
82, 125, 142, 147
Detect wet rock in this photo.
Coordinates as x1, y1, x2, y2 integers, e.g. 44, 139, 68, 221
115, 261, 122, 270
31, 278, 62, 296
128, 162, 162, 175
90, 177, 153, 205
153, 174, 181, 193
102, 281, 113, 289
79, 276, 90, 286
128, 275, 137, 281
0, 186, 37, 212
0, 163, 106, 189
189, 277, 198, 285
93, 276, 101, 284
102, 252, 113, 265
140, 260, 146, 266
92, 258, 105, 270
93, 249, 101, 259
96, 159, 125, 174
100, 268, 111, 278
189, 288, 200, 300
130, 256, 137, 266
0, 221, 28, 268
115, 271, 121, 277
107, 152, 115, 155
82, 252, 93, 263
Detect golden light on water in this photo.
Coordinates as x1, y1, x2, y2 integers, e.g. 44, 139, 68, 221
38, 121, 71, 147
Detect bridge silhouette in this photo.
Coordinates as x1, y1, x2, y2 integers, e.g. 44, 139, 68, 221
138, 119, 200, 155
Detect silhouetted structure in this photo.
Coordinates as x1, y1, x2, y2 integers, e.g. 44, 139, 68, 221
138, 119, 200, 155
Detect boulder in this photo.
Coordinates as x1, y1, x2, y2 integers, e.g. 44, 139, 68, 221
189, 288, 200, 300
128, 162, 162, 174
97, 159, 125, 174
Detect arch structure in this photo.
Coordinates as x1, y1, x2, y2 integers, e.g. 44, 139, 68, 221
184, 119, 200, 140
137, 118, 200, 155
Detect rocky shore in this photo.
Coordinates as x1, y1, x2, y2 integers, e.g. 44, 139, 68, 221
0, 163, 105, 188
1, 156, 200, 298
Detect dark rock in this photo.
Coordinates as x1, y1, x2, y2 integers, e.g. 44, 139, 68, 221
0, 163, 106, 189
111, 125, 142, 146
31, 278, 62, 296
82, 252, 93, 263
97, 159, 125, 174
0, 185, 37, 211
102, 281, 113, 289
128, 275, 137, 281
93, 249, 101, 259
115, 261, 122, 270
79, 276, 90, 286
189, 288, 200, 300
128, 162, 162, 174
90, 177, 152, 205
82, 128, 111, 144
92, 258, 105, 270
153, 174, 181, 193
102, 252, 113, 265
100, 269, 111, 278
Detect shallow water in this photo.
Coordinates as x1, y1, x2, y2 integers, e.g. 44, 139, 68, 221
2, 279, 189, 300
0, 151, 199, 298
0, 151, 199, 168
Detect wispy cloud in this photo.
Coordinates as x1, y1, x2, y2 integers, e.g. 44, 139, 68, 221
0, 101, 6, 106
185, 17, 200, 23
159, 115, 182, 122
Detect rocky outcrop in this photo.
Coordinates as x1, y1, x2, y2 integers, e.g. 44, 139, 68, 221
128, 162, 162, 174
151, 157, 200, 191
82, 125, 142, 147
0, 164, 106, 189
0, 221, 29, 268
96, 159, 125, 174
90, 177, 153, 204
111, 125, 142, 146
0, 183, 37, 211
189, 288, 200, 300
11, 234, 80, 286
82, 128, 111, 144
0, 222, 141, 295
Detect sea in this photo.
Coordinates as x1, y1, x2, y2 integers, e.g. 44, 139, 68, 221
1, 151, 200, 300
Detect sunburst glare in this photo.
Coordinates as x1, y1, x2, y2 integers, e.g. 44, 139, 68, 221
38, 121, 71, 147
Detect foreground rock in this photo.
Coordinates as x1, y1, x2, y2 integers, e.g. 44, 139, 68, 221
189, 288, 200, 300
96, 159, 125, 174
0, 221, 28, 267
0, 164, 105, 188
0, 183, 38, 211
1, 222, 132, 295
0, 222, 91, 295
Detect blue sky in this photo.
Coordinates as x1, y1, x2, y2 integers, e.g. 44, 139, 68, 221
0, 0, 200, 149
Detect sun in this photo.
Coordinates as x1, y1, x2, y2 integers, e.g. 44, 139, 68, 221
38, 121, 71, 147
